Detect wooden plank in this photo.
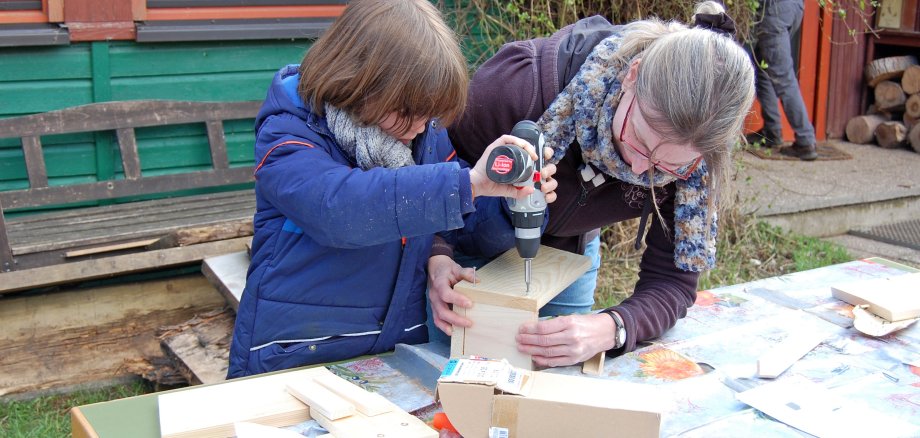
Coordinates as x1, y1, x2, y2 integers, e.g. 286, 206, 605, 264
157, 368, 326, 438
201, 250, 249, 311
0, 200, 12, 272
449, 306, 466, 359
582, 352, 605, 376
9, 191, 254, 238
308, 400, 437, 438
158, 308, 234, 386
452, 246, 592, 312
831, 272, 920, 321
286, 380, 356, 421
312, 373, 392, 417
757, 330, 828, 379
116, 127, 142, 180
0, 100, 261, 138
0, 237, 250, 294
0, 166, 255, 210
205, 119, 230, 170
21, 135, 48, 188
7, 191, 254, 255
149, 219, 254, 250
64, 238, 159, 258
0, 275, 224, 397
461, 303, 534, 369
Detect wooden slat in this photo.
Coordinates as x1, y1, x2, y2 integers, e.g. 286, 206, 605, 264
116, 127, 142, 180
286, 380, 356, 420
0, 237, 250, 295
158, 308, 234, 386
201, 251, 249, 311
64, 238, 160, 258
0, 166, 254, 209
9, 199, 254, 256
205, 120, 230, 170
10, 197, 252, 238
0, 100, 261, 138
21, 135, 48, 188
0, 201, 12, 272
7, 190, 251, 227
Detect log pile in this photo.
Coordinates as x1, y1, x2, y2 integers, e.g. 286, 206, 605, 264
847, 55, 920, 153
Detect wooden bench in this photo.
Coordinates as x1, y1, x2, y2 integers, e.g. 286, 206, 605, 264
0, 100, 262, 294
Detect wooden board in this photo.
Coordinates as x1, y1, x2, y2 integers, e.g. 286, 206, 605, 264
157, 368, 326, 438
65, 238, 160, 258
148, 219, 254, 250
582, 352, 606, 375
286, 380, 356, 420
449, 246, 591, 369
458, 303, 534, 369
158, 308, 234, 385
831, 272, 920, 321
312, 373, 392, 417
0, 237, 251, 294
293, 370, 436, 438
0, 275, 224, 397
202, 250, 249, 311
452, 246, 592, 312
7, 190, 255, 256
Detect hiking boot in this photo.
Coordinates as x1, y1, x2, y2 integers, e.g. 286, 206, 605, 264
780, 143, 818, 161
745, 131, 783, 149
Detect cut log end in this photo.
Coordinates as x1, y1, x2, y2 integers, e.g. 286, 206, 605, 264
874, 81, 907, 112
845, 114, 886, 144
909, 123, 920, 154
865, 55, 919, 87
875, 121, 908, 149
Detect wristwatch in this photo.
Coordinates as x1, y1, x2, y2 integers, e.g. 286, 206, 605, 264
604, 309, 627, 349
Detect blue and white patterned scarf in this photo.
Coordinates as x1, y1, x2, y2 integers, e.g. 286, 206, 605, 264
537, 34, 717, 272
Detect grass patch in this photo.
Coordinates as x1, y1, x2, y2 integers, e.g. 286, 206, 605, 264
594, 202, 854, 308
0, 381, 150, 438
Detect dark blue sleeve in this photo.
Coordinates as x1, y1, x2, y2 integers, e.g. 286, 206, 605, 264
254, 114, 469, 249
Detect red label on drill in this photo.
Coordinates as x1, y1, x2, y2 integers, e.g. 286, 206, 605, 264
491, 155, 514, 175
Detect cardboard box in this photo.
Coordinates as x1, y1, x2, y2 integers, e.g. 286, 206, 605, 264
436, 358, 663, 438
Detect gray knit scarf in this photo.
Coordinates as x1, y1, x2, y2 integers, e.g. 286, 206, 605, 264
324, 103, 415, 170
537, 34, 717, 272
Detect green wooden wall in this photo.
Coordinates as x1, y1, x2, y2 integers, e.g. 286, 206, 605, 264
0, 39, 312, 195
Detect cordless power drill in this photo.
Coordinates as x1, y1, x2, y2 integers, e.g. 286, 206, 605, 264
485, 120, 546, 294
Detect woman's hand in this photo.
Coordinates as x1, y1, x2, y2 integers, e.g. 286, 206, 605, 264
427, 255, 476, 336
515, 313, 617, 367
539, 146, 558, 204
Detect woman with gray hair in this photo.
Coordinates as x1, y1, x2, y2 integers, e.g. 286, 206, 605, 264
430, 1, 755, 367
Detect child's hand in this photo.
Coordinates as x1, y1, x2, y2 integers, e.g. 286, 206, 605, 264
427, 255, 475, 335
469, 135, 539, 199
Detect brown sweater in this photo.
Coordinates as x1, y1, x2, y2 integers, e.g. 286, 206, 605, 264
447, 17, 699, 356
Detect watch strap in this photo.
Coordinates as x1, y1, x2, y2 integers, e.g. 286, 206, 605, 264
604, 309, 626, 349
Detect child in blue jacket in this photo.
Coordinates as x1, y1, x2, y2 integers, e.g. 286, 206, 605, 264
227, 0, 556, 377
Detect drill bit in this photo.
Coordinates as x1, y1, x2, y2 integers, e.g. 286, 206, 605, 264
524, 258, 532, 294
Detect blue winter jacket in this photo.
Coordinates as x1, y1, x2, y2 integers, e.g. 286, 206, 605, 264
227, 65, 519, 377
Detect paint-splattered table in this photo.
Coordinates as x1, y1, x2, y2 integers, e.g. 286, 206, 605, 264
72, 258, 920, 437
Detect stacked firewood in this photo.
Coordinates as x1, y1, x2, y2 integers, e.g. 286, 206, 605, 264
846, 55, 920, 153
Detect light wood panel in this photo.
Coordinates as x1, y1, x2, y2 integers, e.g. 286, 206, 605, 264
450, 246, 592, 369
453, 246, 592, 312
158, 368, 324, 438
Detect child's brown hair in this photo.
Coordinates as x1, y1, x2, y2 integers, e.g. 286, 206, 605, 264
298, 0, 468, 135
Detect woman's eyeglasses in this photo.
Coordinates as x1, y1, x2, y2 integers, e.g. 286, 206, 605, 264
619, 95, 702, 180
